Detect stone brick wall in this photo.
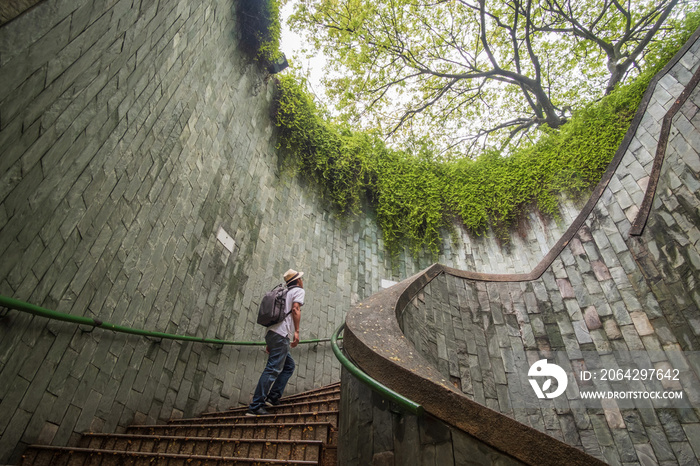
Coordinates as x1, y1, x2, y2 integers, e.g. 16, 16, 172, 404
398, 35, 700, 465
0, 0, 669, 464
0, 0, 559, 462
339, 368, 524, 466
0, 0, 41, 26
0, 0, 399, 461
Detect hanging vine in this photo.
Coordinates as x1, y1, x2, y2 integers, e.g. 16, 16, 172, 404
265, 10, 699, 257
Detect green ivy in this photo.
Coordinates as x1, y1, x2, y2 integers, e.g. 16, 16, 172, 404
372, 149, 449, 257
444, 72, 649, 241
274, 76, 373, 215
271, 21, 698, 258
239, 0, 283, 63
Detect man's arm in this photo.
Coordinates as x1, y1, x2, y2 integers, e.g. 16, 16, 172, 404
290, 302, 301, 348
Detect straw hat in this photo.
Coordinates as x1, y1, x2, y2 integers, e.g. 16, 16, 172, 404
283, 269, 304, 284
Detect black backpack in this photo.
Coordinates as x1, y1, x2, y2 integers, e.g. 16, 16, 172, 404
257, 284, 289, 327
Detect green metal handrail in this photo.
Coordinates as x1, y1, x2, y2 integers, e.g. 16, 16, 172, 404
0, 294, 334, 347
1, 293, 421, 413
331, 323, 424, 416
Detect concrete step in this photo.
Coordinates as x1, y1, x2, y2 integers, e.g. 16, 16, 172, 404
206, 397, 340, 418
21, 445, 321, 465
72, 433, 323, 461
127, 421, 334, 443
168, 410, 340, 429
269, 387, 341, 405
217, 383, 341, 414
20, 382, 341, 466
266, 383, 340, 404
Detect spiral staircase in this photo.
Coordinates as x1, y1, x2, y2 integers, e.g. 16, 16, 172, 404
20, 383, 340, 465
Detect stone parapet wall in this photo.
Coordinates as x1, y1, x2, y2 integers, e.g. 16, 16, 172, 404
0, 0, 570, 462
338, 367, 524, 466
397, 34, 700, 465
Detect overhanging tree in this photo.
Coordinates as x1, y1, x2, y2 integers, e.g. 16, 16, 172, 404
289, 0, 688, 157
538, 0, 680, 94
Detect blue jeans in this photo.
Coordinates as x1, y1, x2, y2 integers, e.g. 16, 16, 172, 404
249, 331, 296, 411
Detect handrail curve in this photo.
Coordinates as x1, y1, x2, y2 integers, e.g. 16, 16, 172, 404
331, 323, 423, 415
0, 294, 336, 347
0, 294, 421, 415
343, 264, 605, 466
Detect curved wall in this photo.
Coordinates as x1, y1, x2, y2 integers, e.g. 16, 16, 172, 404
0, 0, 641, 464
0, 0, 379, 462
343, 29, 700, 466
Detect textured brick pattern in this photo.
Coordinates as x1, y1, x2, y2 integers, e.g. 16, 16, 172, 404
0, 1, 585, 463
0, 1, 41, 26
631, 85, 700, 356
1, 0, 698, 465
399, 37, 700, 466
0, 0, 356, 462
401, 272, 700, 464
339, 368, 523, 466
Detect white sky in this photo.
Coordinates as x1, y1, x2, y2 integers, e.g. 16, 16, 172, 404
278, 1, 328, 98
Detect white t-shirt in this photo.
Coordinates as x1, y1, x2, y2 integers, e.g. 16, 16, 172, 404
269, 286, 305, 338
